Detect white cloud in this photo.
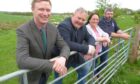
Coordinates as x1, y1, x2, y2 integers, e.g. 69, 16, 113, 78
110, 0, 140, 10
0, 0, 32, 12
51, 0, 96, 13
0, 0, 139, 13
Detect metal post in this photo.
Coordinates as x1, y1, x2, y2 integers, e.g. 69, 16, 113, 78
22, 73, 28, 84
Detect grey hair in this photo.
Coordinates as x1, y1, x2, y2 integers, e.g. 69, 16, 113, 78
74, 7, 87, 14
104, 8, 113, 13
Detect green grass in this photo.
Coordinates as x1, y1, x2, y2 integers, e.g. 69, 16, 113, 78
116, 15, 136, 30
0, 13, 32, 30
0, 12, 140, 84
0, 29, 18, 84
108, 61, 140, 84
0, 29, 17, 75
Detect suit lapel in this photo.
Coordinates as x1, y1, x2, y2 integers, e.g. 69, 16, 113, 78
45, 23, 53, 55
29, 20, 45, 57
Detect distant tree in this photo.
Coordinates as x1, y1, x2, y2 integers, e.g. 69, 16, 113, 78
5, 12, 32, 16
96, 0, 109, 16
96, 0, 120, 18
121, 8, 133, 15
134, 10, 140, 24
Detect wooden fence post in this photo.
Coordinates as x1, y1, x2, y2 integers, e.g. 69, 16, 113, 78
129, 25, 140, 63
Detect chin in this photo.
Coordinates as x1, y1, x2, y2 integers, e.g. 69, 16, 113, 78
42, 20, 48, 24
76, 26, 81, 29
75, 24, 81, 28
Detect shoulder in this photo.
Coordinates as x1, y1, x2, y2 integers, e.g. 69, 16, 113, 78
111, 18, 116, 23
86, 24, 91, 29
97, 25, 109, 36
16, 20, 32, 32
99, 17, 105, 26
97, 25, 103, 30
86, 24, 94, 34
82, 25, 88, 31
45, 22, 58, 33
62, 17, 71, 24
47, 22, 56, 29
58, 17, 72, 29
99, 16, 105, 21
97, 25, 104, 32
85, 24, 91, 31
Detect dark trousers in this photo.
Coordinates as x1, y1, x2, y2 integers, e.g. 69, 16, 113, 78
94, 46, 108, 76
39, 73, 48, 84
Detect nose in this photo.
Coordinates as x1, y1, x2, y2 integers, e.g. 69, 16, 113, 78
80, 19, 85, 24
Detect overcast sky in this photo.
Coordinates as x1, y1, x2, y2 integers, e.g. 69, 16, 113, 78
0, 0, 140, 13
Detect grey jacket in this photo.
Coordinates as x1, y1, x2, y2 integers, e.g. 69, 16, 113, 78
16, 19, 70, 84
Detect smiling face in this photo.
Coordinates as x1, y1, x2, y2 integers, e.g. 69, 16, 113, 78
89, 14, 99, 27
71, 11, 87, 29
32, 1, 51, 28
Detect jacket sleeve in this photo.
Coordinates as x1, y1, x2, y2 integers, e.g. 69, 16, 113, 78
16, 28, 53, 73
55, 28, 70, 59
84, 27, 96, 46
113, 19, 120, 32
98, 19, 104, 30
58, 24, 89, 54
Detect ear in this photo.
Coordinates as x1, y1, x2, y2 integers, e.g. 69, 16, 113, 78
31, 6, 34, 11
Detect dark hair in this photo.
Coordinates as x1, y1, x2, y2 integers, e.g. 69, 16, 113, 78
104, 8, 113, 13
86, 12, 99, 25
31, 0, 51, 8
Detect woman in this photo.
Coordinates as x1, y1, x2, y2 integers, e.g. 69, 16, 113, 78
85, 13, 111, 77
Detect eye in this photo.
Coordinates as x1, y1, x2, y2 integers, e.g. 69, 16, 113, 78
39, 8, 45, 11
46, 9, 51, 12
77, 17, 81, 20
82, 18, 86, 22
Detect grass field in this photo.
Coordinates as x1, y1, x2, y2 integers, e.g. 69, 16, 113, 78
108, 61, 140, 84
0, 12, 140, 84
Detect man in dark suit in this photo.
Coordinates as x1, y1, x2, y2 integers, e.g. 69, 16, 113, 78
16, 0, 70, 84
54, 8, 96, 84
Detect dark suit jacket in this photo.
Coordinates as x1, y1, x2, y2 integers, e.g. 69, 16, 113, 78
58, 17, 95, 54
57, 18, 95, 65
16, 19, 70, 84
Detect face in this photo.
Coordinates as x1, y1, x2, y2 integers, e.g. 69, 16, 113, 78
72, 12, 87, 29
104, 11, 113, 21
89, 14, 99, 27
32, 1, 51, 27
